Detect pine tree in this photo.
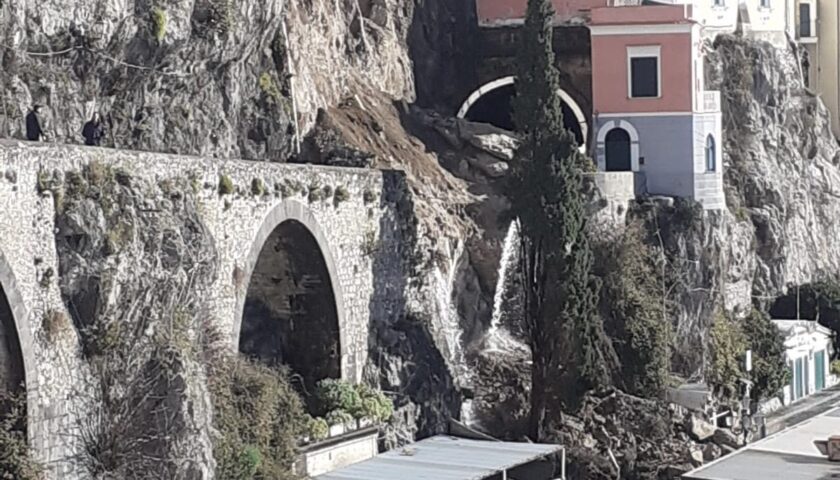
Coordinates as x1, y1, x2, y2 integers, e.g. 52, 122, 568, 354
509, 0, 616, 441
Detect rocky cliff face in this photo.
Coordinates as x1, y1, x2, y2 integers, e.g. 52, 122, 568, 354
711, 35, 840, 308
654, 35, 840, 375
1, 0, 295, 159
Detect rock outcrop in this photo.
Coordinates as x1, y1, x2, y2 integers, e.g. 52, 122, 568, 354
0, 0, 299, 160
52, 164, 217, 478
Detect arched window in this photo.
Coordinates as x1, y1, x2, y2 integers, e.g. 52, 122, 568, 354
605, 128, 632, 172
706, 135, 716, 172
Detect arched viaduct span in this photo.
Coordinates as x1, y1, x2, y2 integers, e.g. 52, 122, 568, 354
0, 140, 405, 478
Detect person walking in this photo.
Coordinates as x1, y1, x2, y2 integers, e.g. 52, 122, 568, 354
25, 105, 47, 141
82, 112, 106, 146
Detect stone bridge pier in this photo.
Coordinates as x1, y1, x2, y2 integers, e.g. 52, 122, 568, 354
0, 141, 406, 478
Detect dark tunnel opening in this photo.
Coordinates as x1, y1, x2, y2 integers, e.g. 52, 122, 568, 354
239, 220, 341, 406
463, 82, 585, 146
0, 284, 25, 429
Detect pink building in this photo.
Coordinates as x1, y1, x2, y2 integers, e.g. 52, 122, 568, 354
590, 4, 724, 209
465, 0, 726, 208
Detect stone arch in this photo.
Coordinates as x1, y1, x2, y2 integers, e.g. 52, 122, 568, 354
596, 120, 640, 172
233, 200, 348, 394
456, 75, 589, 152
0, 248, 34, 439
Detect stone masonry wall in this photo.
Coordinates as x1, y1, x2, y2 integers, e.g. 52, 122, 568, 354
0, 140, 401, 479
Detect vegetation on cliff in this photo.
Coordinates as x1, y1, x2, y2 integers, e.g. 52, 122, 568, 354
208, 355, 306, 480
708, 309, 787, 402
0, 391, 40, 480
597, 223, 671, 398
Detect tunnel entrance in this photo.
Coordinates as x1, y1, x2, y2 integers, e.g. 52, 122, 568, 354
0, 283, 25, 429
458, 77, 587, 148
239, 220, 341, 401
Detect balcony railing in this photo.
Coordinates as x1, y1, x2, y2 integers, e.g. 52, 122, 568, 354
699, 90, 721, 113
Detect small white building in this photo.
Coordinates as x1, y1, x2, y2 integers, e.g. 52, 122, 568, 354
772, 320, 836, 405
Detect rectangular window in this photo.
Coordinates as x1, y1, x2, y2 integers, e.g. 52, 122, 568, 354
630, 57, 659, 98
627, 46, 660, 99
714, 0, 724, 6
800, 3, 812, 37
760, 0, 770, 8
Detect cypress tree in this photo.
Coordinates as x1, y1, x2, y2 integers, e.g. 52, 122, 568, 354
509, 0, 616, 440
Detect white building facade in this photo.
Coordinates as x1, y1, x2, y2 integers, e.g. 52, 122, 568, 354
772, 320, 837, 405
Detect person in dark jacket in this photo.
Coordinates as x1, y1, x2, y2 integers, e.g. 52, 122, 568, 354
25, 105, 46, 141
82, 113, 106, 146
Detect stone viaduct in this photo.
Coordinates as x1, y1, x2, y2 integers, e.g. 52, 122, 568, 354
0, 140, 406, 477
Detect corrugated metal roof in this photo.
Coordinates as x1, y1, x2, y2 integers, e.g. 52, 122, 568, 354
684, 408, 840, 480
315, 435, 563, 480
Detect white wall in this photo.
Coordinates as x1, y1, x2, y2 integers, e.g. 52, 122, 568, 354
692, 1, 739, 33
780, 329, 834, 405
739, 0, 796, 44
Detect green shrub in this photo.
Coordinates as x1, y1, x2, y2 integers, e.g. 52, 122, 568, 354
709, 312, 747, 400
36, 170, 53, 195
0, 390, 41, 479
308, 183, 324, 203
152, 7, 167, 42
251, 178, 265, 196
831, 360, 840, 376
65, 170, 88, 199
334, 186, 350, 204
352, 384, 393, 422
743, 309, 789, 401
363, 189, 376, 205
259, 72, 282, 104
218, 174, 234, 196
306, 416, 329, 441
210, 357, 306, 480
325, 409, 354, 427
315, 379, 361, 415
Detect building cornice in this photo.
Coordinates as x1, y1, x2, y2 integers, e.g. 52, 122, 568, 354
590, 23, 695, 36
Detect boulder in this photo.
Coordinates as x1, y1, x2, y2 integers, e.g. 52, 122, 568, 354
457, 119, 520, 160
703, 443, 722, 461
712, 428, 742, 449
686, 415, 716, 442
433, 119, 464, 149
689, 447, 705, 467
467, 153, 509, 178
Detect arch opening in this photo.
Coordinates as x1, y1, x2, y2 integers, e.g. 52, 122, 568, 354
239, 219, 341, 404
458, 77, 588, 149
605, 128, 632, 172
0, 283, 25, 431
706, 134, 717, 172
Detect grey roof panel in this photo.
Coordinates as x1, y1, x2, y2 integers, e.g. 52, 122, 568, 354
316, 435, 563, 480
684, 449, 840, 480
